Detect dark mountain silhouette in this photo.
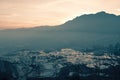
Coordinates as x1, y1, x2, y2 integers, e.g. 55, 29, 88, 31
0, 11, 120, 54
59, 11, 120, 34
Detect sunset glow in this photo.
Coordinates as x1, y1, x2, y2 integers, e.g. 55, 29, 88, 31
0, 0, 120, 29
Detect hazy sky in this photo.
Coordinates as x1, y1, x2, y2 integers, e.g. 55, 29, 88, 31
0, 0, 120, 29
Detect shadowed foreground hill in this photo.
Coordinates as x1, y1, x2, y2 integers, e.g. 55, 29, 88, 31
0, 11, 120, 54
0, 60, 18, 80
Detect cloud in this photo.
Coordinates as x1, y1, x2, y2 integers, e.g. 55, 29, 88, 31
116, 8, 120, 11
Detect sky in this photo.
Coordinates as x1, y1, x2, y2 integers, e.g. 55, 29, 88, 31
0, 0, 120, 29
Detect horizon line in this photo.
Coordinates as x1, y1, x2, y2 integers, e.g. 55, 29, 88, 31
0, 11, 120, 31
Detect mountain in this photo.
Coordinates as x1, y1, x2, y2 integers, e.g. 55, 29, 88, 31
60, 11, 120, 34
0, 11, 120, 54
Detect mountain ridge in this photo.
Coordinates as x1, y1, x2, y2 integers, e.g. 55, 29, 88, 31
0, 11, 120, 54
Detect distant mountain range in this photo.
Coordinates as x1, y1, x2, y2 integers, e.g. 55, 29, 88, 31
0, 11, 120, 54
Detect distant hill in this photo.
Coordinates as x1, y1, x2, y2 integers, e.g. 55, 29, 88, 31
0, 11, 120, 54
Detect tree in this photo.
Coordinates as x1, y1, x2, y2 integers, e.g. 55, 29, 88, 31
108, 44, 114, 54
114, 42, 120, 55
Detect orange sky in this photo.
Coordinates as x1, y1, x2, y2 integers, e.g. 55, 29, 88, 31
0, 0, 120, 29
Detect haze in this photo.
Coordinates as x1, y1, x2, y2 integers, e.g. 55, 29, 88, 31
0, 0, 120, 29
